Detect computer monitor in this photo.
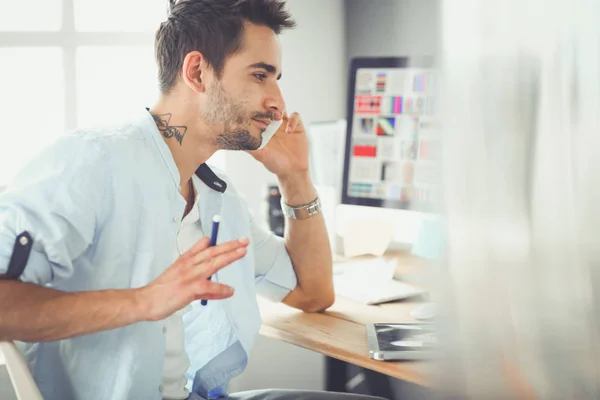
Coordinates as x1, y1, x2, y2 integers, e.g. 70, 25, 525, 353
338, 57, 438, 248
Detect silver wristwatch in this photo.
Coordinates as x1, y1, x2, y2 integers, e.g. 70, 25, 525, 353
280, 196, 322, 220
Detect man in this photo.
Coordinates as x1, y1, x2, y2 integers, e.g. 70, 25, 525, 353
0, 1, 386, 399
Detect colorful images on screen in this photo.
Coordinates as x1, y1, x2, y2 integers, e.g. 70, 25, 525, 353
348, 68, 439, 205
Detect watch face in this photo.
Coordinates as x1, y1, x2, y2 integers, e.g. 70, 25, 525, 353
281, 197, 320, 220
285, 208, 296, 219
280, 202, 295, 219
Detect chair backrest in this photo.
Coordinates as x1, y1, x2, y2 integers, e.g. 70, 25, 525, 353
0, 342, 43, 400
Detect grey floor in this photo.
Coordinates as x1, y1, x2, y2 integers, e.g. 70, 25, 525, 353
0, 366, 18, 400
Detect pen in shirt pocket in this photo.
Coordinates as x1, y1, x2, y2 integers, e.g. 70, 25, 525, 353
201, 215, 221, 306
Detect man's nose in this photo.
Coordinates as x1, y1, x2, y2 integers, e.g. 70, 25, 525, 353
264, 84, 285, 120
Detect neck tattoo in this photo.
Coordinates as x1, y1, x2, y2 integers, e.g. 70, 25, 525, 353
151, 113, 188, 146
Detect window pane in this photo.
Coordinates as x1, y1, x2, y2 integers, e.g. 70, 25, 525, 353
74, 0, 167, 32
0, 0, 62, 31
76, 46, 159, 127
0, 48, 64, 185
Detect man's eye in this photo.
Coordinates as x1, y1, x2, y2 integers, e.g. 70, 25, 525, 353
253, 73, 267, 81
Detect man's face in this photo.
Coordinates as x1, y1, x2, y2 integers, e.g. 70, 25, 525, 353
201, 23, 285, 151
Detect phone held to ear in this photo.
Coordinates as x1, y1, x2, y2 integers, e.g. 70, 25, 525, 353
258, 119, 283, 150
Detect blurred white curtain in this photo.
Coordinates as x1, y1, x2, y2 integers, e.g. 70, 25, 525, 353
440, 0, 600, 398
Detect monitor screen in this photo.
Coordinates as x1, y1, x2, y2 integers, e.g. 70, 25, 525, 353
341, 57, 439, 212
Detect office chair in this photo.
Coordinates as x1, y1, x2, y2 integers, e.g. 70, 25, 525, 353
0, 341, 43, 400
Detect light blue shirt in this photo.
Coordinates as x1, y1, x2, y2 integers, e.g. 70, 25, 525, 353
0, 109, 298, 400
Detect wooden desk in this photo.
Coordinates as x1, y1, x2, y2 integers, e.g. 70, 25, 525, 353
258, 253, 433, 387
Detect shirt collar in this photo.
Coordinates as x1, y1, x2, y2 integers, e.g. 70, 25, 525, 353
142, 108, 227, 194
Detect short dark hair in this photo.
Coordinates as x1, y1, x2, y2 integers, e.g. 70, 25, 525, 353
155, 0, 296, 93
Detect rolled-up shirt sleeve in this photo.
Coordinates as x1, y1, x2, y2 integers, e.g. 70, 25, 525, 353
251, 212, 298, 303
0, 135, 108, 286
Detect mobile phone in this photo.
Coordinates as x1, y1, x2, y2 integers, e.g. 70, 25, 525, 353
258, 119, 283, 150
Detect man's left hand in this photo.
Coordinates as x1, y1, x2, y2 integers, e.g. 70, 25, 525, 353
248, 112, 309, 179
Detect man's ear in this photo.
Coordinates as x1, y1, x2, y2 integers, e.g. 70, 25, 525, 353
181, 51, 208, 93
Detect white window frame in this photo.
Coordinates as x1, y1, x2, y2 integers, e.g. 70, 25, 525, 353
0, 0, 155, 132
0, 0, 226, 177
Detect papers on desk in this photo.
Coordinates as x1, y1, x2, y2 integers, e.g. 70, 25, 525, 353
333, 258, 426, 305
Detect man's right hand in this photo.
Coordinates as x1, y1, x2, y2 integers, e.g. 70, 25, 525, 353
0, 236, 249, 343
138, 237, 249, 321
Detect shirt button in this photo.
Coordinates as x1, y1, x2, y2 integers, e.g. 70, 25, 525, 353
162, 326, 167, 334
159, 385, 164, 393
173, 216, 181, 223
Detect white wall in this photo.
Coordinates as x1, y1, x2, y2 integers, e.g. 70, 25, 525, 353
227, 0, 347, 392
345, 0, 398, 60
345, 0, 440, 61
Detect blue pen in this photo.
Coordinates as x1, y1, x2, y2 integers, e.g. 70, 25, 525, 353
201, 215, 220, 306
